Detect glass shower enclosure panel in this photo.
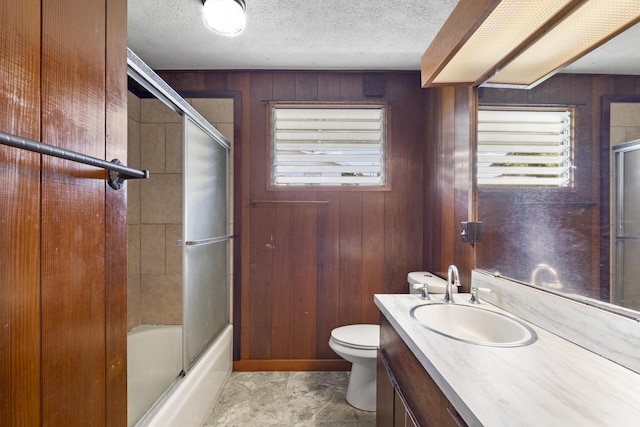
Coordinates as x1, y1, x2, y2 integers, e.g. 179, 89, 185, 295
183, 115, 230, 370
613, 140, 640, 311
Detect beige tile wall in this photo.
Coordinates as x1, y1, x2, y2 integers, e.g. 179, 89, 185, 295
610, 103, 640, 146
127, 94, 234, 330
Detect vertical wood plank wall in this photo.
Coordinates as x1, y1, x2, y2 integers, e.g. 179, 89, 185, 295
423, 86, 475, 287
0, 0, 127, 425
159, 70, 473, 369
0, 1, 42, 424
104, 0, 128, 424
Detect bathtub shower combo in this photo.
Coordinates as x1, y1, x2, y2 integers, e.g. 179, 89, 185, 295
126, 49, 233, 426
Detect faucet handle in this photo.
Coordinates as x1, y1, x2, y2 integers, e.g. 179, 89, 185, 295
412, 283, 430, 300
469, 287, 479, 304
469, 286, 491, 304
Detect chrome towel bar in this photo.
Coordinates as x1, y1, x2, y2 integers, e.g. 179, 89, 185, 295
251, 199, 330, 207
0, 129, 149, 190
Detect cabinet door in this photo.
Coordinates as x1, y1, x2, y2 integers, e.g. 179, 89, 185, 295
395, 390, 418, 427
377, 352, 395, 426
443, 404, 468, 427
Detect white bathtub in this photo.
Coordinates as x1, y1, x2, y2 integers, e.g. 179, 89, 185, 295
127, 324, 232, 427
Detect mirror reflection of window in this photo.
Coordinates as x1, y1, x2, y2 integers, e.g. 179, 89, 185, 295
477, 107, 574, 187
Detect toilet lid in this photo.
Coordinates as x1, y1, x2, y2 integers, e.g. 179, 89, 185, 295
331, 324, 380, 349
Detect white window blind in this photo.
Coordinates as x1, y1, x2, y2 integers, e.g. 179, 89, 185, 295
272, 107, 385, 186
477, 108, 573, 186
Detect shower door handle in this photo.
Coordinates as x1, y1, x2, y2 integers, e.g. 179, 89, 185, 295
184, 235, 233, 246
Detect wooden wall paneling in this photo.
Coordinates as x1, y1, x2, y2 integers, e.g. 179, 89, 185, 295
548, 74, 572, 103
246, 229, 276, 361
383, 74, 425, 294
361, 192, 385, 323
382, 190, 410, 291
578, 77, 601, 298
293, 205, 318, 358
315, 191, 341, 359
405, 77, 428, 281
439, 87, 456, 276
527, 78, 551, 104
612, 75, 638, 95
453, 87, 474, 287
272, 71, 296, 100
597, 82, 617, 300
244, 72, 274, 359
423, 89, 443, 273
339, 73, 364, 101
422, 85, 475, 283
104, 0, 128, 424
317, 73, 341, 101
227, 72, 250, 360
338, 192, 363, 326
505, 86, 528, 105
204, 71, 228, 91
166, 72, 206, 92
271, 205, 294, 358
41, 0, 107, 423
382, 77, 410, 294
295, 72, 318, 101
0, 1, 42, 425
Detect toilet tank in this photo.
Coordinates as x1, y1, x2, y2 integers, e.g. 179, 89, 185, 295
407, 271, 455, 294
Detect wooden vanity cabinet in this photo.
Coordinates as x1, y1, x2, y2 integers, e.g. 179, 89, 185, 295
377, 316, 468, 427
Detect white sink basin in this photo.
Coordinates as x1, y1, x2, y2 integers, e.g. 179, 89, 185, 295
410, 303, 537, 347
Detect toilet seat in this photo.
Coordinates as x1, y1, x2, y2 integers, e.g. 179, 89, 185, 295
330, 324, 379, 350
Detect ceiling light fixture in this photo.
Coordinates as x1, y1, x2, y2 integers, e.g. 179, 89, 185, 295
421, 0, 640, 89
202, 0, 246, 36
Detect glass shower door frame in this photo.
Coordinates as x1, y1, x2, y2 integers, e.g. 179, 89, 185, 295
613, 139, 640, 308
127, 48, 233, 375
182, 115, 232, 372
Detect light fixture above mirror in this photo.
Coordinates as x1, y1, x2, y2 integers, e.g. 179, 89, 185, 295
421, 0, 640, 89
202, 0, 247, 36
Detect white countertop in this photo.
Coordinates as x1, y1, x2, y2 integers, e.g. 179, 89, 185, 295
375, 293, 640, 427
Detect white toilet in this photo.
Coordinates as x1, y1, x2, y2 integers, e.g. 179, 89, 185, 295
329, 272, 449, 412
329, 324, 379, 411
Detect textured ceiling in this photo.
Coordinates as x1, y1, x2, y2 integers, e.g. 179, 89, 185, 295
127, 0, 640, 75
127, 0, 458, 70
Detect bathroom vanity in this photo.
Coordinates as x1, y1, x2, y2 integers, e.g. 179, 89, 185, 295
375, 284, 640, 427
377, 315, 466, 427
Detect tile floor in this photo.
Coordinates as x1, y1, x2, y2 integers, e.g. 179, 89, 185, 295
204, 371, 376, 427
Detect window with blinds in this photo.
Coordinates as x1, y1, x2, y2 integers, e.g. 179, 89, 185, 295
271, 105, 386, 187
477, 108, 573, 187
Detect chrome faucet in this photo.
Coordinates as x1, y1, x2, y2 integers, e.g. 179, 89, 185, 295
530, 263, 563, 290
444, 265, 460, 304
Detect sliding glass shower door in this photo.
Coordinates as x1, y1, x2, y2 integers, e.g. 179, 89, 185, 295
183, 115, 231, 370
613, 140, 640, 312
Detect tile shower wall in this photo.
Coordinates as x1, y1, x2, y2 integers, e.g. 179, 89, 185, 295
127, 93, 234, 330
610, 103, 640, 146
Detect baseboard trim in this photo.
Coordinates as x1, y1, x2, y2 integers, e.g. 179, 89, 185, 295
233, 359, 351, 371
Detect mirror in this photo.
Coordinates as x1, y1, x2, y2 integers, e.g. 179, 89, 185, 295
475, 23, 640, 318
